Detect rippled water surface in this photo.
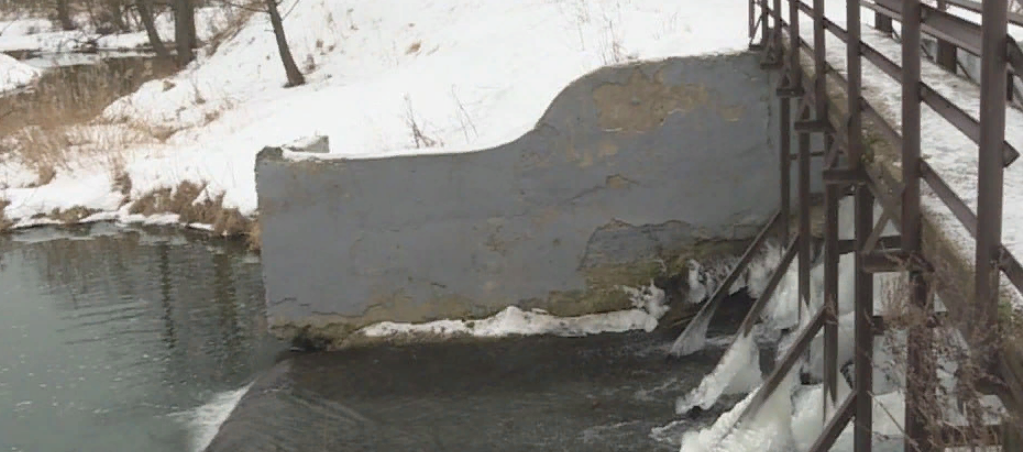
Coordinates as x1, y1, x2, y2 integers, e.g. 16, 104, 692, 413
0, 224, 286, 452
1, 224, 758, 452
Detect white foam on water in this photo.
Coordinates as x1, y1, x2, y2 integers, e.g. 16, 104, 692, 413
180, 383, 253, 452
359, 283, 668, 339
675, 332, 762, 415
649, 418, 693, 447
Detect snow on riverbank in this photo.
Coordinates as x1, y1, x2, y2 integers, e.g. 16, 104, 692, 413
0, 0, 748, 232
0, 7, 233, 55
0, 52, 37, 91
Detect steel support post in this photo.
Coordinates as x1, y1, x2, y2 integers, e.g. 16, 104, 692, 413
790, 0, 810, 323
976, 0, 1008, 363
773, 0, 783, 49
854, 187, 875, 451
760, 0, 770, 46
781, 99, 792, 245
824, 158, 840, 416
777, 0, 790, 243
901, 1, 937, 450
750, 0, 756, 39
799, 111, 812, 323
846, 1, 875, 449
789, 0, 801, 97
935, 0, 959, 72
875, 0, 894, 36
812, 0, 840, 415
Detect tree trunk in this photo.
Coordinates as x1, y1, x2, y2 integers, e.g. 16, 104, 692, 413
265, 0, 305, 87
174, 0, 195, 65
106, 0, 128, 32
56, 0, 75, 30
137, 0, 173, 62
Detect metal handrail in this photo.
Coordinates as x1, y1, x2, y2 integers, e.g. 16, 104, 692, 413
739, 0, 1020, 449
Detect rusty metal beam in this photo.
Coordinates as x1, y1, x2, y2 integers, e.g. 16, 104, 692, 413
668, 211, 784, 356
846, 2, 877, 442
822, 167, 868, 185
819, 0, 840, 410
738, 305, 828, 426
794, 119, 832, 133
837, 235, 900, 255
821, 0, 840, 408
795, 2, 1021, 168
899, 1, 938, 448
739, 235, 801, 337
870, 0, 982, 54
941, 0, 1023, 27
975, 0, 1009, 366
919, 83, 1020, 167
808, 392, 856, 452
793, 0, 1023, 323
794, 1, 1020, 167
761, 5, 1022, 451
788, 150, 827, 161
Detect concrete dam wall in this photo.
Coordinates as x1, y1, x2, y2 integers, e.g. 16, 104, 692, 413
255, 52, 806, 347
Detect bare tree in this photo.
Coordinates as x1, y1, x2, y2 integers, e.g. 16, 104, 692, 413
264, 0, 304, 87
136, 0, 172, 62
56, 0, 75, 30
105, 0, 128, 32
174, 0, 196, 65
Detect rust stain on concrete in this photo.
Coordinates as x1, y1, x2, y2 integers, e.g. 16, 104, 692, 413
565, 139, 621, 168
591, 68, 746, 132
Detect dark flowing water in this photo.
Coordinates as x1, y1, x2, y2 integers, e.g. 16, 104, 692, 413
0, 223, 757, 452
0, 224, 285, 452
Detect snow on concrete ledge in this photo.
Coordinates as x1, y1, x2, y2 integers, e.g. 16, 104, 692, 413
356, 284, 669, 341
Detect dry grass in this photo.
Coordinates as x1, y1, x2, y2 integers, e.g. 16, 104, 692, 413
48, 206, 99, 223
205, 0, 261, 56
872, 256, 1019, 450
246, 216, 261, 251
112, 168, 132, 199
1, 58, 177, 181
129, 180, 255, 240
0, 198, 10, 231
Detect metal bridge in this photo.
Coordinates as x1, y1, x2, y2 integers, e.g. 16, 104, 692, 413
672, 0, 1023, 450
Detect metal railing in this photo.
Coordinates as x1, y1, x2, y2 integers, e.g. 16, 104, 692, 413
736, 0, 1023, 450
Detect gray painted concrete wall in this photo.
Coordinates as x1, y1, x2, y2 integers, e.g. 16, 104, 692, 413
255, 52, 791, 347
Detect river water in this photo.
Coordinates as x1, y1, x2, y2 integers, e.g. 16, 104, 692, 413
0, 224, 757, 452
0, 224, 285, 452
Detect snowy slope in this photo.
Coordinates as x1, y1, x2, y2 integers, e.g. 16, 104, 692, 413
2, 0, 749, 227
0, 52, 38, 91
